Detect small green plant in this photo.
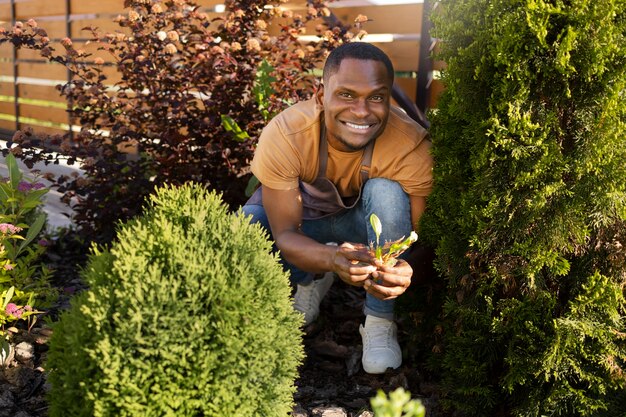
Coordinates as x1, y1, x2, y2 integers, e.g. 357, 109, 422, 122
370, 388, 426, 417
47, 183, 303, 417
369, 213, 418, 266
0, 153, 52, 357
1, 286, 39, 331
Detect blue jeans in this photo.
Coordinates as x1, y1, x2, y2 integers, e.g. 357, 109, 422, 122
241, 178, 412, 320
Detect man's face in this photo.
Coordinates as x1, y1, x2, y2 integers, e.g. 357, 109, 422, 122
316, 58, 392, 152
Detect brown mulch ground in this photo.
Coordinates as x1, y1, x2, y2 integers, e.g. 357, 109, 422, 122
0, 234, 443, 417
295, 277, 443, 416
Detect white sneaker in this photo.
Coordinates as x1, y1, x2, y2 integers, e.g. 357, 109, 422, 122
293, 271, 334, 326
359, 315, 402, 374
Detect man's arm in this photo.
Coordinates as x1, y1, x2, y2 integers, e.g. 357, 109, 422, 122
410, 194, 427, 230
262, 185, 377, 285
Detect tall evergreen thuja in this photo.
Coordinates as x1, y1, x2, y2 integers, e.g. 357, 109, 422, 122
421, 0, 626, 415
46, 183, 303, 417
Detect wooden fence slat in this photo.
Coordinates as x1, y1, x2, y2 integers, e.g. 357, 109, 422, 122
71, 18, 121, 37
17, 40, 111, 61
0, 4, 11, 19
18, 61, 68, 81
18, 84, 63, 103
16, 48, 47, 61
0, 119, 15, 130
19, 102, 68, 124
0, 61, 12, 77
70, 0, 123, 15
0, 44, 11, 59
195, 0, 225, 7
377, 42, 420, 72
0, 100, 13, 114
0, 82, 14, 96
15, 1, 66, 20
321, 4, 424, 35
15, 60, 121, 83
17, 20, 67, 38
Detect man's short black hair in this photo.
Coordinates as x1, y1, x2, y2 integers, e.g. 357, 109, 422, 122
322, 42, 394, 85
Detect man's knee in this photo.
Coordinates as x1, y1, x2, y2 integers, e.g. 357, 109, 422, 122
361, 178, 411, 236
362, 178, 406, 199
362, 178, 409, 210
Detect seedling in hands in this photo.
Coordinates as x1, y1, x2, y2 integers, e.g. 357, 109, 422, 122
369, 213, 418, 267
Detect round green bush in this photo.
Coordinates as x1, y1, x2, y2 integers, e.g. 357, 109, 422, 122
46, 183, 304, 417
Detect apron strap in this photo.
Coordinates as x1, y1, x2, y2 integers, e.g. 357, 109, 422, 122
317, 122, 328, 177
360, 142, 373, 184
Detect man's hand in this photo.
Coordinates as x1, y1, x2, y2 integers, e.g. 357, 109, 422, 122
332, 242, 378, 286
363, 259, 413, 300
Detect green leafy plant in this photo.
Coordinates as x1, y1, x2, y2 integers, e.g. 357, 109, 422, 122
0, 153, 52, 358
0, 285, 39, 366
0, 153, 53, 320
370, 388, 426, 417
1, 286, 39, 331
369, 213, 417, 266
0, 153, 47, 230
46, 183, 304, 417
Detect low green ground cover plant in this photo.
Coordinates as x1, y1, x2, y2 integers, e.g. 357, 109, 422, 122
46, 183, 303, 416
370, 388, 425, 417
419, 0, 626, 415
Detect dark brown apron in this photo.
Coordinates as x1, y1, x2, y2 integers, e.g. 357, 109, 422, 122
246, 122, 374, 220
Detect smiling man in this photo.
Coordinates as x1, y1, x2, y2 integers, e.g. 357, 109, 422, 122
243, 42, 433, 374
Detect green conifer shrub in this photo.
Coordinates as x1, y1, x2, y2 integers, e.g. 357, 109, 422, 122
420, 0, 626, 415
45, 183, 304, 417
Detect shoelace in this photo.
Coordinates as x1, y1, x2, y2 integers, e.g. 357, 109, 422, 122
363, 323, 394, 348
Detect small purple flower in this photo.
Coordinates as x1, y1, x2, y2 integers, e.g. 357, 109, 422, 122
17, 181, 32, 192
32, 182, 46, 190
37, 239, 50, 247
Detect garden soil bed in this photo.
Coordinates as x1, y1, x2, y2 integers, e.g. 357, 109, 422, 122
0, 236, 442, 417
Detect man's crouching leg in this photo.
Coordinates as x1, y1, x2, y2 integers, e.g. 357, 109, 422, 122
241, 204, 330, 326
358, 178, 412, 374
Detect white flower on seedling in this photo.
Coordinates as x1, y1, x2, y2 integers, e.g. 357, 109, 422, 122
369, 213, 418, 266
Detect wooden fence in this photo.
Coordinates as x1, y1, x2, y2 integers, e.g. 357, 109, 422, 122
0, 0, 441, 138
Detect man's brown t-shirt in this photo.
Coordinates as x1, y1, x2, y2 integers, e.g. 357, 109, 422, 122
251, 99, 433, 199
